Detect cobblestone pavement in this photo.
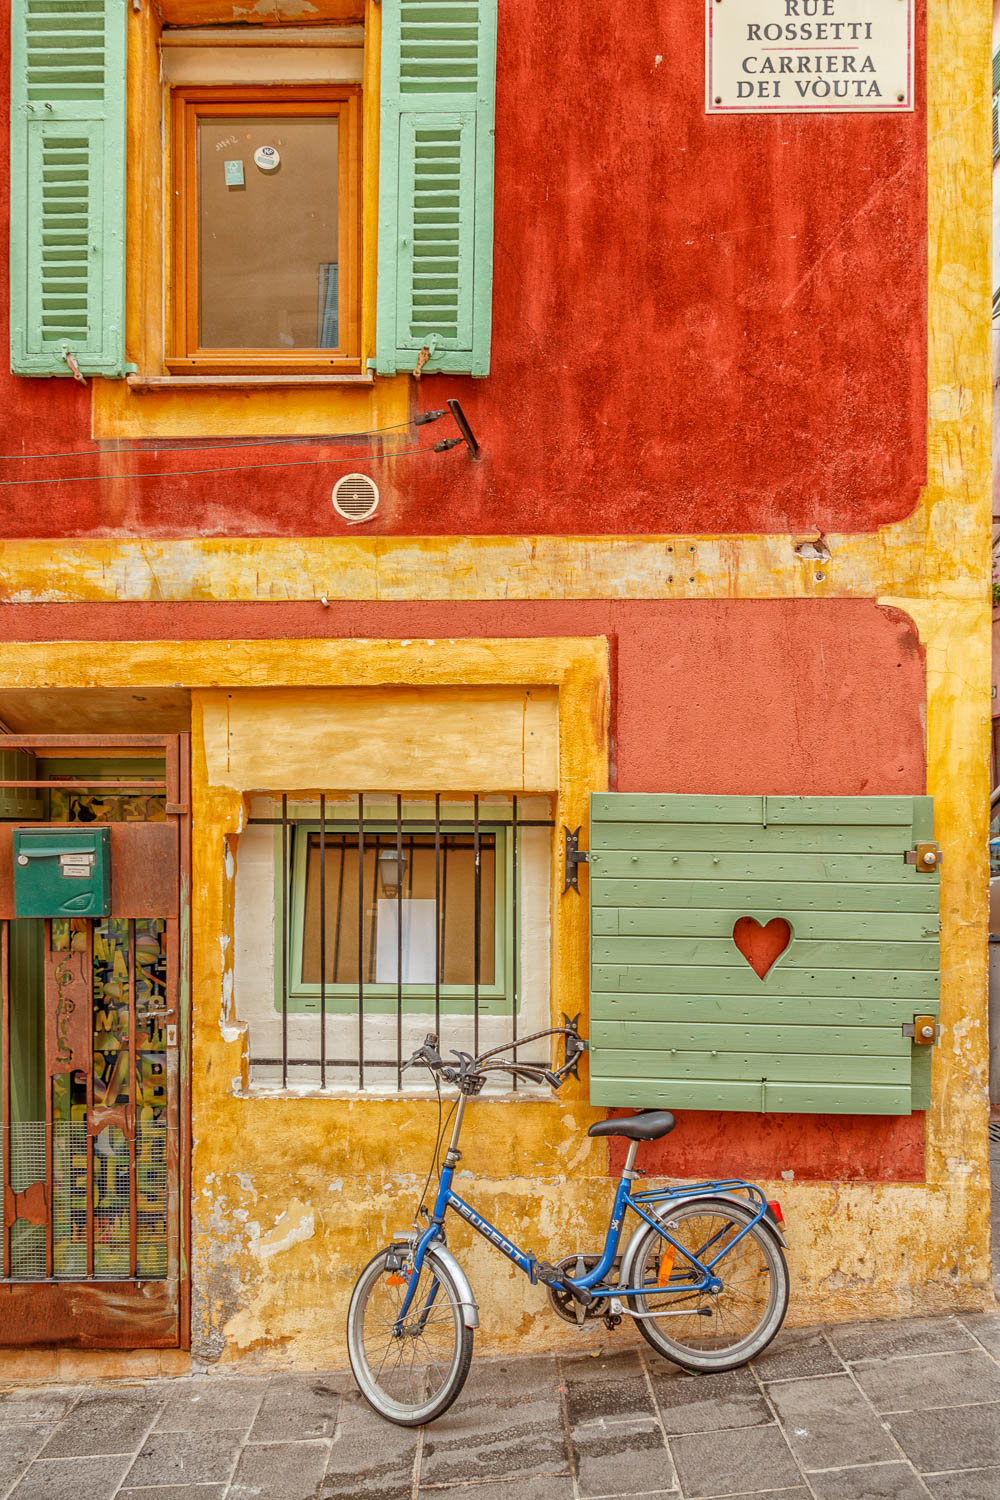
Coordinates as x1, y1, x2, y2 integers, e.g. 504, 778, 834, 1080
0, 1310, 999, 1500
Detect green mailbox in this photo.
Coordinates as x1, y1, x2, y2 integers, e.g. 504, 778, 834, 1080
14, 828, 111, 918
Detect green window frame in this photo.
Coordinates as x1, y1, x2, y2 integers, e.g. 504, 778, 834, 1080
275, 807, 517, 1017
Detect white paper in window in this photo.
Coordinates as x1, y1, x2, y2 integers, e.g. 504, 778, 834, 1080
375, 899, 437, 984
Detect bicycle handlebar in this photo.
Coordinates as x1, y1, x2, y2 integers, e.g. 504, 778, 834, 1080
402, 1026, 581, 1093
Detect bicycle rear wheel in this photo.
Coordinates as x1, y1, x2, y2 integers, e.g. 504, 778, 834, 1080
629, 1198, 788, 1373
347, 1246, 474, 1426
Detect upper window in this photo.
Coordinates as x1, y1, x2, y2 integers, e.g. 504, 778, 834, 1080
9, 0, 498, 384
169, 85, 362, 375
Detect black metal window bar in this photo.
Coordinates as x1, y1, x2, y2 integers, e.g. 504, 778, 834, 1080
246, 795, 555, 1091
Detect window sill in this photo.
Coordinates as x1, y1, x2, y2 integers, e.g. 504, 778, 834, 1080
127, 372, 376, 392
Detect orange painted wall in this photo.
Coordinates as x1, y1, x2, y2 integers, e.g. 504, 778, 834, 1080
0, 1, 926, 537
1, 595, 928, 1180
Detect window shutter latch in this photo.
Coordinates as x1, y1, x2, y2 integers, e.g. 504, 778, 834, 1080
902, 1015, 940, 1045
905, 841, 942, 872
563, 826, 589, 894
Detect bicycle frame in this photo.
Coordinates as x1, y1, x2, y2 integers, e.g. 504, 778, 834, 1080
392, 1093, 770, 1330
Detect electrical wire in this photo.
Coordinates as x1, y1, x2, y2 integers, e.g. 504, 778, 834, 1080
0, 413, 448, 463
0, 443, 450, 487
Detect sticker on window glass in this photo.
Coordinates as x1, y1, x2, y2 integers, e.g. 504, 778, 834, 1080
224, 159, 245, 187
254, 146, 280, 172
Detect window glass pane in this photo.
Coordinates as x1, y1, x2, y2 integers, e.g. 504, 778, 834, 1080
197, 115, 339, 350
301, 833, 496, 987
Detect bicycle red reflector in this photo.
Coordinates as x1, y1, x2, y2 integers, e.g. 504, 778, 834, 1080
767, 1200, 784, 1224
386, 1274, 407, 1287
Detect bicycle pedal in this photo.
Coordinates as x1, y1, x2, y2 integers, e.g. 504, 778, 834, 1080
533, 1260, 563, 1286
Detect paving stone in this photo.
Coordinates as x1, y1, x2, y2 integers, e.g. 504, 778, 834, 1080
572, 1417, 677, 1497
766, 1373, 897, 1471
323, 1395, 418, 1499
0, 1425, 51, 1495
0, 1388, 78, 1425
229, 1438, 330, 1500
248, 1374, 342, 1441
850, 1350, 1000, 1412
807, 1461, 929, 1499
418, 1355, 568, 1487
958, 1312, 1000, 1360
753, 1327, 846, 1381
560, 1350, 655, 1426
885, 1404, 1000, 1474
419, 1480, 575, 1500
7, 1453, 132, 1500
119, 1490, 229, 1500
650, 1364, 771, 1435
923, 1467, 1000, 1499
152, 1377, 269, 1435
124, 1429, 244, 1488
38, 1388, 161, 1457
825, 1317, 977, 1363
670, 1424, 803, 1498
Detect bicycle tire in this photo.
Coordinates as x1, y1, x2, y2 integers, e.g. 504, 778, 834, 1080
347, 1246, 474, 1426
628, 1197, 789, 1373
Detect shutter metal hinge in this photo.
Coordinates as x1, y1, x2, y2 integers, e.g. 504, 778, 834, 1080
563, 826, 589, 893
905, 841, 942, 872
63, 350, 87, 385
902, 1016, 940, 1045
561, 1013, 588, 1077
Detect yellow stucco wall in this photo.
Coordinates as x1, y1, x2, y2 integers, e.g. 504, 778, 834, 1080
0, 0, 993, 1367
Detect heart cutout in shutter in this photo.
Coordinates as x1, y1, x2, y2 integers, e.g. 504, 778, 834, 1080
732, 917, 791, 980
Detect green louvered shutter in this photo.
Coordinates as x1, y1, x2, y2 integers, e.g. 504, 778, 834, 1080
376, 0, 496, 376
589, 795, 941, 1116
9, 0, 127, 377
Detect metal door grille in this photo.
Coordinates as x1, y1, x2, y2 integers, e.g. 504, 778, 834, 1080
0, 733, 188, 1350
248, 793, 554, 1091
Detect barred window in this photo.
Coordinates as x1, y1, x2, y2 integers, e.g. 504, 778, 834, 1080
234, 795, 553, 1092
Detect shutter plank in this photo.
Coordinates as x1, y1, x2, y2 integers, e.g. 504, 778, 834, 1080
593, 821, 909, 854
593, 965, 938, 1000
590, 794, 919, 827
591, 878, 940, 913
590, 851, 924, 882
592, 1050, 910, 1085
592, 993, 928, 1026
591, 1022, 910, 1056
10, 0, 127, 377
593, 907, 938, 941
589, 1078, 912, 1115
376, 0, 496, 375
594, 937, 938, 971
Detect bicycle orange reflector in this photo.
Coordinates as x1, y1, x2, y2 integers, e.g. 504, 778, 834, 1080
656, 1246, 676, 1285
767, 1200, 784, 1224
386, 1273, 408, 1286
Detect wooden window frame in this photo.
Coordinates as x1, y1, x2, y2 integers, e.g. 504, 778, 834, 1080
168, 84, 362, 375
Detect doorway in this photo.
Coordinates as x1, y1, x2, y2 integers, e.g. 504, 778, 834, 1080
0, 734, 189, 1348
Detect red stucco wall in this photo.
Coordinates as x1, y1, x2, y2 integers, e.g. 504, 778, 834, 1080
0, 1, 927, 539
2, 597, 928, 1179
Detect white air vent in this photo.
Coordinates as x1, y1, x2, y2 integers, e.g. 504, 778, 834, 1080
332, 473, 379, 522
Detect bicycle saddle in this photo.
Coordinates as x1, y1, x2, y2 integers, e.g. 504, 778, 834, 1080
587, 1110, 676, 1141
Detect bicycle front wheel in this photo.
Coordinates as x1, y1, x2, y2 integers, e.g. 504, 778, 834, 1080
347, 1246, 474, 1426
630, 1198, 789, 1373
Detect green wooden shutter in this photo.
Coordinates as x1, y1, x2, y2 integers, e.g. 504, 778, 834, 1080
376, 0, 496, 376
589, 795, 941, 1116
9, 0, 127, 378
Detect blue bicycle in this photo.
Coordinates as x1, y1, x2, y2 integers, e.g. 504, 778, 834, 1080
347, 1026, 790, 1425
